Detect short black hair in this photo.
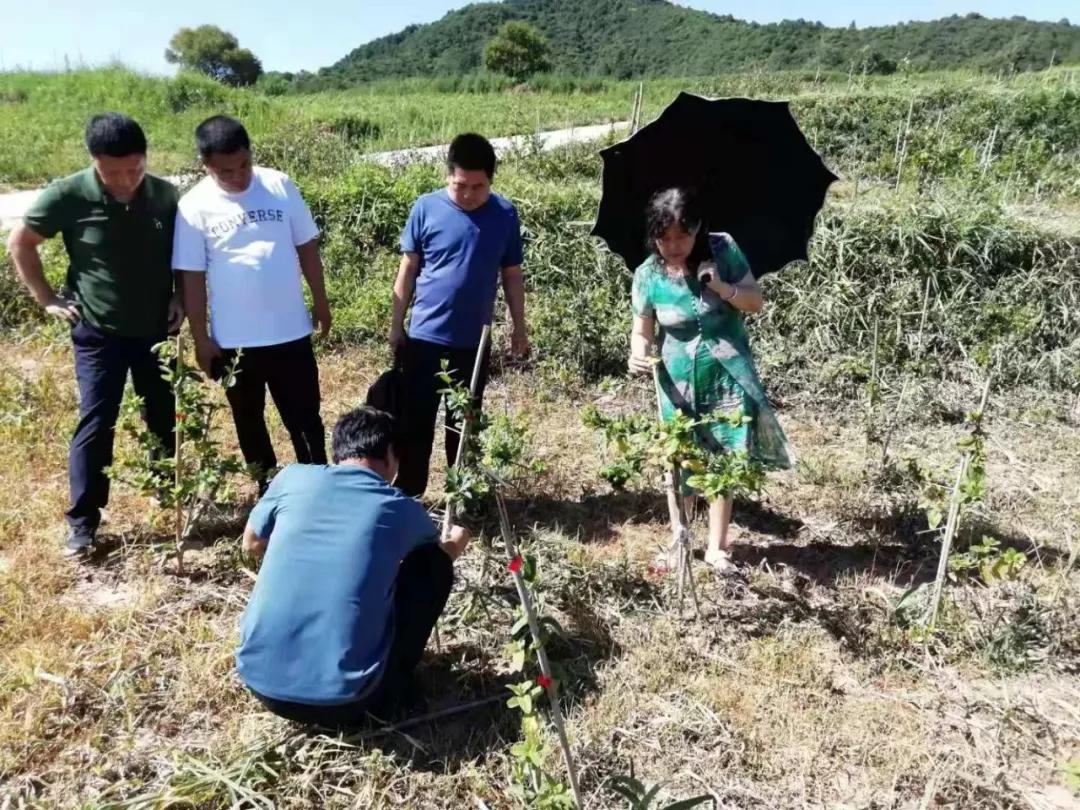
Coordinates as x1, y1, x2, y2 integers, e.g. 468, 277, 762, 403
85, 114, 147, 157
195, 115, 251, 159
447, 133, 497, 179
645, 187, 710, 265
331, 406, 397, 464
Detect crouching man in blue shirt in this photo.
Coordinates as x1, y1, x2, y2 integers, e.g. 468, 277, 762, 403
235, 406, 470, 727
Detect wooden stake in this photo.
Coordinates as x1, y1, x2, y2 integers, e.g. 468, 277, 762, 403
926, 375, 992, 627
653, 365, 701, 620
442, 324, 492, 542
496, 493, 584, 809
630, 82, 644, 135
174, 331, 184, 575
866, 317, 880, 447
434, 325, 492, 653
894, 96, 914, 191
981, 126, 998, 177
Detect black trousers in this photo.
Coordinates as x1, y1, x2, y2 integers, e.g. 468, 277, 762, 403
395, 337, 491, 498
251, 543, 454, 728
67, 320, 173, 534
221, 336, 327, 481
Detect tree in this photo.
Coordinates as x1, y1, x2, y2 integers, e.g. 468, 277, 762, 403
165, 25, 263, 87
483, 21, 551, 81
858, 45, 897, 75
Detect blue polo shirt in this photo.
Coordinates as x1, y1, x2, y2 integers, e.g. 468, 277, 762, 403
401, 189, 524, 348
236, 464, 438, 705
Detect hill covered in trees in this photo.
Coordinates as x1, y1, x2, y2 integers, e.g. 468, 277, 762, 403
285, 0, 1078, 88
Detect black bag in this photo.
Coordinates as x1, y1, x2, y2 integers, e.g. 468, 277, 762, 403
365, 364, 404, 420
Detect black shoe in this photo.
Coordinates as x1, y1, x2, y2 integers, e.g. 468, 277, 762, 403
64, 529, 95, 558
368, 676, 428, 722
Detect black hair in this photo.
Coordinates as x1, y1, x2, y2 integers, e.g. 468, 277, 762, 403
447, 132, 497, 179
331, 406, 397, 464
645, 187, 710, 266
84, 114, 147, 157
195, 115, 251, 159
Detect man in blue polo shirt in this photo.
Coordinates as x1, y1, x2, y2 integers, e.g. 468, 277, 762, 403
236, 406, 470, 727
388, 133, 529, 497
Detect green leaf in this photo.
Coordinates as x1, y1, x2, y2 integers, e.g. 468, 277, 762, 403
511, 614, 530, 636
642, 783, 664, 808
605, 775, 646, 803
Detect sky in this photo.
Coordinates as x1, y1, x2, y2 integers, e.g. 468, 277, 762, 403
0, 0, 1073, 75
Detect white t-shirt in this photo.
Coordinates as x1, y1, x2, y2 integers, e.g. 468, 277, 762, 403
173, 167, 321, 349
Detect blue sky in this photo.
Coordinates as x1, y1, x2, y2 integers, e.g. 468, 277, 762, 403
0, 0, 1073, 75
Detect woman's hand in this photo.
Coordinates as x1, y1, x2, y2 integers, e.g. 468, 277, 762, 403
708, 270, 764, 314
628, 352, 656, 375
629, 314, 657, 375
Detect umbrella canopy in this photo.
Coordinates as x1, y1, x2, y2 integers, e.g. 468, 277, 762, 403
592, 92, 838, 277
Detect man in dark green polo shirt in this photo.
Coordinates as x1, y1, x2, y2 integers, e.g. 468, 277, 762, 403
6, 113, 183, 556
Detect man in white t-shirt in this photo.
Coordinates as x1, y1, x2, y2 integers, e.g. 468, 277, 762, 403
174, 116, 331, 488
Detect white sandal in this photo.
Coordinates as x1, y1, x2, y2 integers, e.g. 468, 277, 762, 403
704, 547, 736, 574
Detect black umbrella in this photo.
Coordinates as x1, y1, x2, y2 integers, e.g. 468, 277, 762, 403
592, 92, 838, 277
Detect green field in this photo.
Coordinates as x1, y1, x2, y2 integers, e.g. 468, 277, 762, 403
2, 66, 1078, 191
1, 66, 1079, 808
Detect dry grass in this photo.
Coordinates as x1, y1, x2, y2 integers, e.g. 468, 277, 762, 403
1, 337, 1078, 809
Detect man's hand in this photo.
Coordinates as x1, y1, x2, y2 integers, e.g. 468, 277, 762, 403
628, 352, 656, 376
441, 525, 471, 562
242, 522, 269, 561
510, 325, 531, 359
195, 336, 223, 378
312, 297, 332, 339
167, 292, 185, 334
389, 325, 407, 359
44, 293, 81, 325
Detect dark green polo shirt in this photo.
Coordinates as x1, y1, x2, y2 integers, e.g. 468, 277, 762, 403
23, 168, 178, 338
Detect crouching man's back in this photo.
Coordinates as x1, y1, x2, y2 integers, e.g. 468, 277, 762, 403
235, 406, 470, 727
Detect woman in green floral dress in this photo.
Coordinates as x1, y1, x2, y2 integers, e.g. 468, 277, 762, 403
628, 188, 792, 573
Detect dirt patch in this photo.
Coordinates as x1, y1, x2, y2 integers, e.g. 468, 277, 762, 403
65, 576, 138, 613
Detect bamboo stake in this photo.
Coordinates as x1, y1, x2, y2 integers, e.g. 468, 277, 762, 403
653, 365, 701, 619
175, 331, 185, 575
866, 317, 880, 447
981, 126, 998, 176
630, 82, 644, 135
894, 96, 914, 191
880, 277, 931, 464
496, 493, 584, 809
433, 324, 492, 652
442, 324, 492, 542
344, 694, 504, 742
926, 375, 992, 627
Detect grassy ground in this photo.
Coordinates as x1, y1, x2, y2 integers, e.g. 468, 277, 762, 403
0, 335, 1077, 808
1, 62, 1078, 809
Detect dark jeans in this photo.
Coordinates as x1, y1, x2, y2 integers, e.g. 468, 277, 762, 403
250, 543, 454, 728
67, 320, 173, 534
220, 336, 327, 481
395, 337, 491, 498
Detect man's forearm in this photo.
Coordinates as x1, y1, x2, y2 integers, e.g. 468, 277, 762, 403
9, 239, 54, 305
180, 272, 211, 342
391, 260, 417, 332
297, 242, 329, 305
502, 268, 527, 331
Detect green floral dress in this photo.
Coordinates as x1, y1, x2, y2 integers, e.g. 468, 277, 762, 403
631, 233, 792, 474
